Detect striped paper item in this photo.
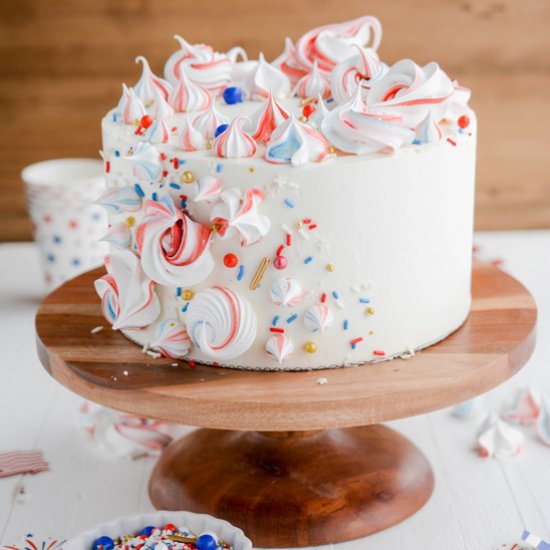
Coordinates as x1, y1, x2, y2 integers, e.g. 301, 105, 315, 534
0, 450, 49, 478
521, 531, 550, 550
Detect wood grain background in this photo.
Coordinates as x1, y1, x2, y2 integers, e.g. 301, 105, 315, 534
1, 0, 549, 241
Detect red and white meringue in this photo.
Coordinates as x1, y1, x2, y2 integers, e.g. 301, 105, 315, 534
147, 85, 175, 120
293, 60, 330, 99
266, 115, 330, 166
193, 176, 222, 204
169, 69, 212, 112
500, 387, 542, 425
477, 416, 524, 459
123, 142, 162, 182
94, 249, 161, 331
193, 100, 230, 139
272, 37, 307, 86
307, 94, 331, 129
133, 56, 173, 105
266, 333, 295, 365
101, 222, 132, 250
444, 79, 473, 123
414, 112, 443, 144
135, 194, 214, 286
118, 84, 146, 126
145, 118, 171, 144
366, 59, 454, 127
245, 53, 291, 100
150, 318, 191, 358
186, 286, 257, 361
269, 277, 303, 307
210, 187, 270, 246
247, 92, 289, 142
179, 116, 205, 151
304, 304, 334, 333
212, 116, 257, 159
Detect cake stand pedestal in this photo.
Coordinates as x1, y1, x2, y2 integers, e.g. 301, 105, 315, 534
35, 261, 536, 548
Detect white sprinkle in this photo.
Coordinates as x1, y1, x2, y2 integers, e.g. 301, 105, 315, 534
111, 376, 118, 382
122, 370, 129, 376
171, 363, 178, 367
90, 326, 104, 334
351, 285, 361, 293
282, 224, 293, 235
298, 227, 310, 240
317, 377, 328, 385
316, 238, 330, 253
146, 350, 161, 358
361, 280, 374, 290
335, 300, 345, 309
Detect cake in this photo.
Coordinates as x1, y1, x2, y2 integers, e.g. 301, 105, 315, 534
96, 15, 476, 370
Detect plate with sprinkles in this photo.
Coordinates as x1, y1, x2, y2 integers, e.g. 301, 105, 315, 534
64, 511, 252, 550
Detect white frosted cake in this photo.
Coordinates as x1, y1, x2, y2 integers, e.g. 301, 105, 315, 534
96, 16, 476, 370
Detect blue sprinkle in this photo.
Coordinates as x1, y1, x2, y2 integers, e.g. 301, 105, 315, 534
178, 159, 186, 165
332, 291, 340, 299
359, 298, 370, 304
169, 182, 181, 190
343, 319, 349, 331
176, 287, 182, 297
112, 113, 117, 122
284, 198, 295, 208
272, 315, 280, 326
412, 139, 422, 145
134, 183, 145, 197
53, 235, 62, 244
351, 343, 357, 350
181, 302, 190, 313
286, 313, 298, 324
114, 150, 120, 157
152, 192, 158, 201
47, 253, 55, 263
458, 128, 464, 134
215, 123, 229, 137
327, 98, 334, 103
304, 256, 313, 264
71, 257, 81, 267
216, 163, 223, 173
181, 199, 187, 209
237, 265, 245, 281
223, 86, 244, 105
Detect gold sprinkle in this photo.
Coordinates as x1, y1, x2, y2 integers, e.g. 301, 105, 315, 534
124, 216, 135, 227
250, 256, 270, 291
297, 221, 304, 229
299, 116, 307, 123
304, 341, 318, 353
182, 170, 195, 184
326, 263, 335, 272
181, 289, 194, 301
249, 167, 254, 173
328, 147, 336, 154
366, 306, 375, 315
167, 535, 197, 544
211, 223, 220, 233
206, 139, 213, 150
134, 118, 141, 127
368, 330, 374, 336
300, 97, 316, 106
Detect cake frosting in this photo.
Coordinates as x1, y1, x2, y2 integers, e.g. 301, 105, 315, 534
97, 15, 476, 370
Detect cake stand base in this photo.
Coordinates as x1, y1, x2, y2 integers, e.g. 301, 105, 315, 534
149, 425, 434, 548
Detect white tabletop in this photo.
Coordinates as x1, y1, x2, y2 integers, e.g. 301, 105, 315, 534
1, 232, 549, 550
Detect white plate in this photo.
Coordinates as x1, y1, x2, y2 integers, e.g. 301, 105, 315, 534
65, 510, 253, 550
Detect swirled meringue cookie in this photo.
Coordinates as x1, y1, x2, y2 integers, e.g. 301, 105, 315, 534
99, 14, 477, 370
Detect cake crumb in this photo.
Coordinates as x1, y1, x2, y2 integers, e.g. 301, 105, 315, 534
122, 370, 129, 376
317, 377, 328, 385
90, 326, 104, 334
171, 363, 178, 367
400, 347, 415, 359
146, 350, 161, 359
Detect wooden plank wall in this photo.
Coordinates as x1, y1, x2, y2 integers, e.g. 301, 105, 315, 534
1, 0, 549, 241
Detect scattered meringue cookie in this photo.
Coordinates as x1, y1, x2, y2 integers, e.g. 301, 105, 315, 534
266, 333, 294, 365
145, 117, 171, 144
193, 176, 222, 204
212, 116, 257, 159
477, 416, 524, 459
150, 318, 191, 359
270, 277, 304, 307
304, 304, 334, 333
451, 396, 489, 421
501, 387, 542, 425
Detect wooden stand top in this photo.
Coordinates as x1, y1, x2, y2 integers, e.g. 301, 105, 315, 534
35, 261, 536, 431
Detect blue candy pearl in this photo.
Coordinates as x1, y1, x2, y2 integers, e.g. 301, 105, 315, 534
195, 534, 217, 550
93, 536, 115, 550
140, 526, 156, 537
214, 124, 229, 137
223, 86, 243, 105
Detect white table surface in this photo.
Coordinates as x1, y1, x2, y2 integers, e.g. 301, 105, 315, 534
1, 231, 549, 550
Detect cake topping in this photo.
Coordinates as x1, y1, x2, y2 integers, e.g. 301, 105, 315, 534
150, 318, 191, 358
500, 387, 542, 424
193, 100, 230, 139
210, 187, 271, 246
247, 92, 289, 142
270, 277, 304, 307
145, 117, 171, 144
245, 52, 291, 100
477, 416, 524, 459
304, 304, 334, 332
101, 222, 132, 250
94, 249, 161, 331
293, 59, 331, 99
307, 94, 331, 129
179, 116, 205, 151
124, 142, 162, 181
444, 80, 473, 123
135, 194, 214, 286
133, 55, 173, 105
272, 37, 306, 86
266, 333, 295, 364
186, 286, 257, 360
96, 185, 142, 213
266, 115, 330, 166
212, 116, 257, 159
414, 112, 443, 144
118, 83, 146, 125
169, 68, 212, 112
193, 175, 222, 204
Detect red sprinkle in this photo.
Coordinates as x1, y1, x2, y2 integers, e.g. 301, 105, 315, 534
309, 224, 317, 230
188, 360, 196, 367
286, 233, 292, 246
105, 161, 110, 173
276, 245, 284, 257
303, 218, 312, 224
162, 170, 169, 178
164, 523, 177, 532
160, 152, 167, 160
223, 253, 239, 268
458, 115, 470, 129
447, 138, 457, 147
302, 103, 315, 119
172, 158, 179, 169
373, 350, 386, 356
270, 327, 285, 333
350, 337, 363, 346
140, 114, 153, 129
320, 292, 327, 303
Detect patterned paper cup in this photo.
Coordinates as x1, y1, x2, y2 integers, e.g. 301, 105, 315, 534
22, 158, 108, 292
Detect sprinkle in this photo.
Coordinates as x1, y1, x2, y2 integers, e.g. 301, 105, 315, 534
284, 198, 295, 208
250, 256, 270, 290
162, 170, 169, 178
309, 224, 318, 230
152, 192, 158, 201
368, 330, 374, 336
447, 138, 457, 146
176, 287, 182, 297
351, 285, 361, 293
373, 350, 386, 356
105, 161, 110, 173
249, 167, 254, 173
179, 159, 186, 165
350, 337, 364, 349
286, 313, 298, 324
366, 306, 376, 315
216, 163, 222, 173
359, 297, 370, 304
343, 320, 349, 331
320, 292, 327, 303
172, 158, 179, 169
303, 218, 312, 224
276, 244, 284, 257
286, 233, 292, 246
317, 377, 328, 385
169, 182, 181, 190
272, 315, 280, 326
298, 227, 310, 240
122, 370, 129, 376
160, 152, 167, 161
112, 113, 117, 122
282, 224, 293, 235
181, 199, 187, 209
412, 139, 422, 145
181, 302, 190, 313
304, 341, 317, 353
181, 289, 194, 300
182, 170, 195, 184
90, 326, 103, 334
297, 221, 304, 229
304, 256, 313, 264
134, 183, 145, 197
270, 327, 285, 333
237, 264, 245, 281
332, 291, 340, 299
326, 263, 335, 272
114, 150, 120, 157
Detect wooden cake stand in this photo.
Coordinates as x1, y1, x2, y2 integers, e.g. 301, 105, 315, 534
35, 261, 536, 548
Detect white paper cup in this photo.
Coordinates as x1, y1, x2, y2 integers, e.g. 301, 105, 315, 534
22, 158, 108, 292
